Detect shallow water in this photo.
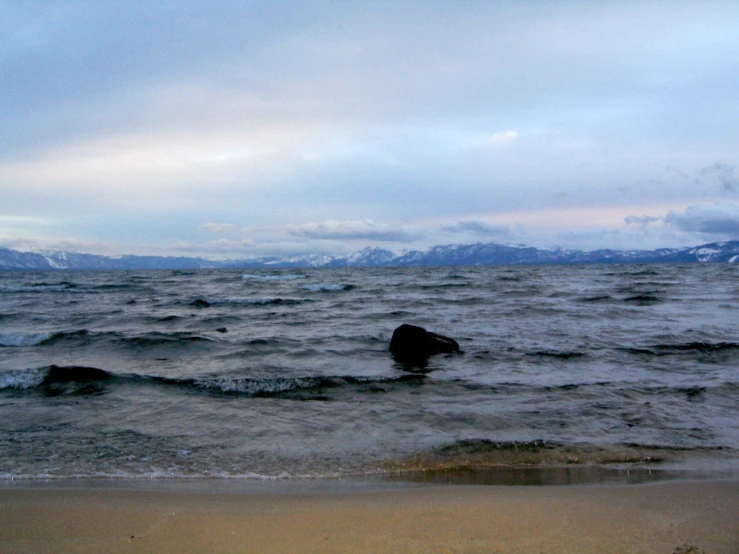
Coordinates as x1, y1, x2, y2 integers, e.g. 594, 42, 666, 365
1, 264, 737, 481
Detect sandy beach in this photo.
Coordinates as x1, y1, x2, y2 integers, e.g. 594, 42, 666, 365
1, 479, 737, 553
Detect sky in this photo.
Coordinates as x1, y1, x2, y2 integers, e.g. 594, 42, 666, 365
2, 0, 739, 259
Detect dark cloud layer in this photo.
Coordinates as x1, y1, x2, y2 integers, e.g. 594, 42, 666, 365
665, 203, 739, 235
441, 219, 510, 237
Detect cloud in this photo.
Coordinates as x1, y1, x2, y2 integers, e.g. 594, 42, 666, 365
441, 218, 510, 236
168, 238, 256, 257
0, 235, 123, 255
624, 215, 663, 226
489, 130, 519, 145
2, 2, 739, 257
0, 215, 56, 231
664, 201, 739, 235
198, 223, 238, 234
700, 163, 738, 193
286, 219, 423, 242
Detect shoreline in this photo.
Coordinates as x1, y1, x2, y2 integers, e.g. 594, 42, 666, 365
1, 478, 738, 553
1, 463, 738, 494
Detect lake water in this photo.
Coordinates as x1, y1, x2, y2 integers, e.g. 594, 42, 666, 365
1, 264, 737, 485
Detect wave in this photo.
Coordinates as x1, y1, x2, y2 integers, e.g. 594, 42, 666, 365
1, 329, 219, 350
622, 294, 666, 305
0, 365, 113, 394
191, 297, 305, 307
622, 342, 739, 356
8, 365, 733, 406
302, 283, 353, 292
526, 350, 586, 360
157, 315, 181, 322
241, 274, 305, 281
153, 373, 426, 397
40, 330, 93, 345
0, 366, 426, 398
0, 367, 49, 389
577, 295, 612, 303
652, 342, 739, 353
0, 284, 76, 293
416, 283, 473, 290
114, 332, 214, 348
0, 332, 54, 347
3, 279, 76, 289
0, 330, 105, 347
450, 378, 739, 403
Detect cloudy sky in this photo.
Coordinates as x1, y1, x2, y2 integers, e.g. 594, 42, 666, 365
2, 1, 739, 258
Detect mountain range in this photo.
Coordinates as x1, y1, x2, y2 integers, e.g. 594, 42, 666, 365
1, 240, 738, 271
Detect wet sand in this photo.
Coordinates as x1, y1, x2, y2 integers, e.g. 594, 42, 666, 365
1, 480, 737, 553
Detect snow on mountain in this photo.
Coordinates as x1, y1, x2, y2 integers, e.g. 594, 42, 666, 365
1, 240, 738, 270
0, 248, 51, 270
658, 241, 739, 263
339, 247, 397, 266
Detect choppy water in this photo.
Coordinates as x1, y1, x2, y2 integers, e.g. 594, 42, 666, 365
1, 264, 738, 482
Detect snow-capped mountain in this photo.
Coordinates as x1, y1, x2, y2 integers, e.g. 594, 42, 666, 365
1, 240, 738, 271
658, 241, 739, 263
334, 247, 397, 267
0, 248, 218, 270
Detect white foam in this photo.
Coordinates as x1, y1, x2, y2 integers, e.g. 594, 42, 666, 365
0, 367, 47, 389
1, 285, 70, 293
303, 283, 343, 292
241, 274, 305, 281
0, 332, 53, 347
194, 376, 321, 394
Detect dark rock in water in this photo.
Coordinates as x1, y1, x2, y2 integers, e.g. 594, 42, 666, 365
42, 365, 112, 384
389, 324, 461, 365
190, 298, 211, 308
39, 365, 114, 397
215, 327, 228, 333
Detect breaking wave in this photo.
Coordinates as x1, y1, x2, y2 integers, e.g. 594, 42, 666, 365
622, 341, 739, 356
241, 274, 305, 281
0, 332, 54, 347
0, 365, 426, 398
190, 297, 306, 307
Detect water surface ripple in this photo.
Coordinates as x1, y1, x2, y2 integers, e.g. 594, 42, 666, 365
0, 265, 737, 481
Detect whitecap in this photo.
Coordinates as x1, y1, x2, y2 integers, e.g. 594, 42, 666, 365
302, 283, 344, 292
241, 274, 305, 281
193, 376, 321, 394
0, 367, 47, 389
2, 286, 58, 293
0, 332, 53, 347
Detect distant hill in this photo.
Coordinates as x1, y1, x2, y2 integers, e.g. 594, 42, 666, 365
1, 240, 738, 271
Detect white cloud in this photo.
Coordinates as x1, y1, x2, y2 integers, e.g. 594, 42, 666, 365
166, 238, 256, 258
198, 223, 238, 234
2, 2, 739, 257
285, 219, 423, 242
489, 130, 519, 145
0, 235, 124, 255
